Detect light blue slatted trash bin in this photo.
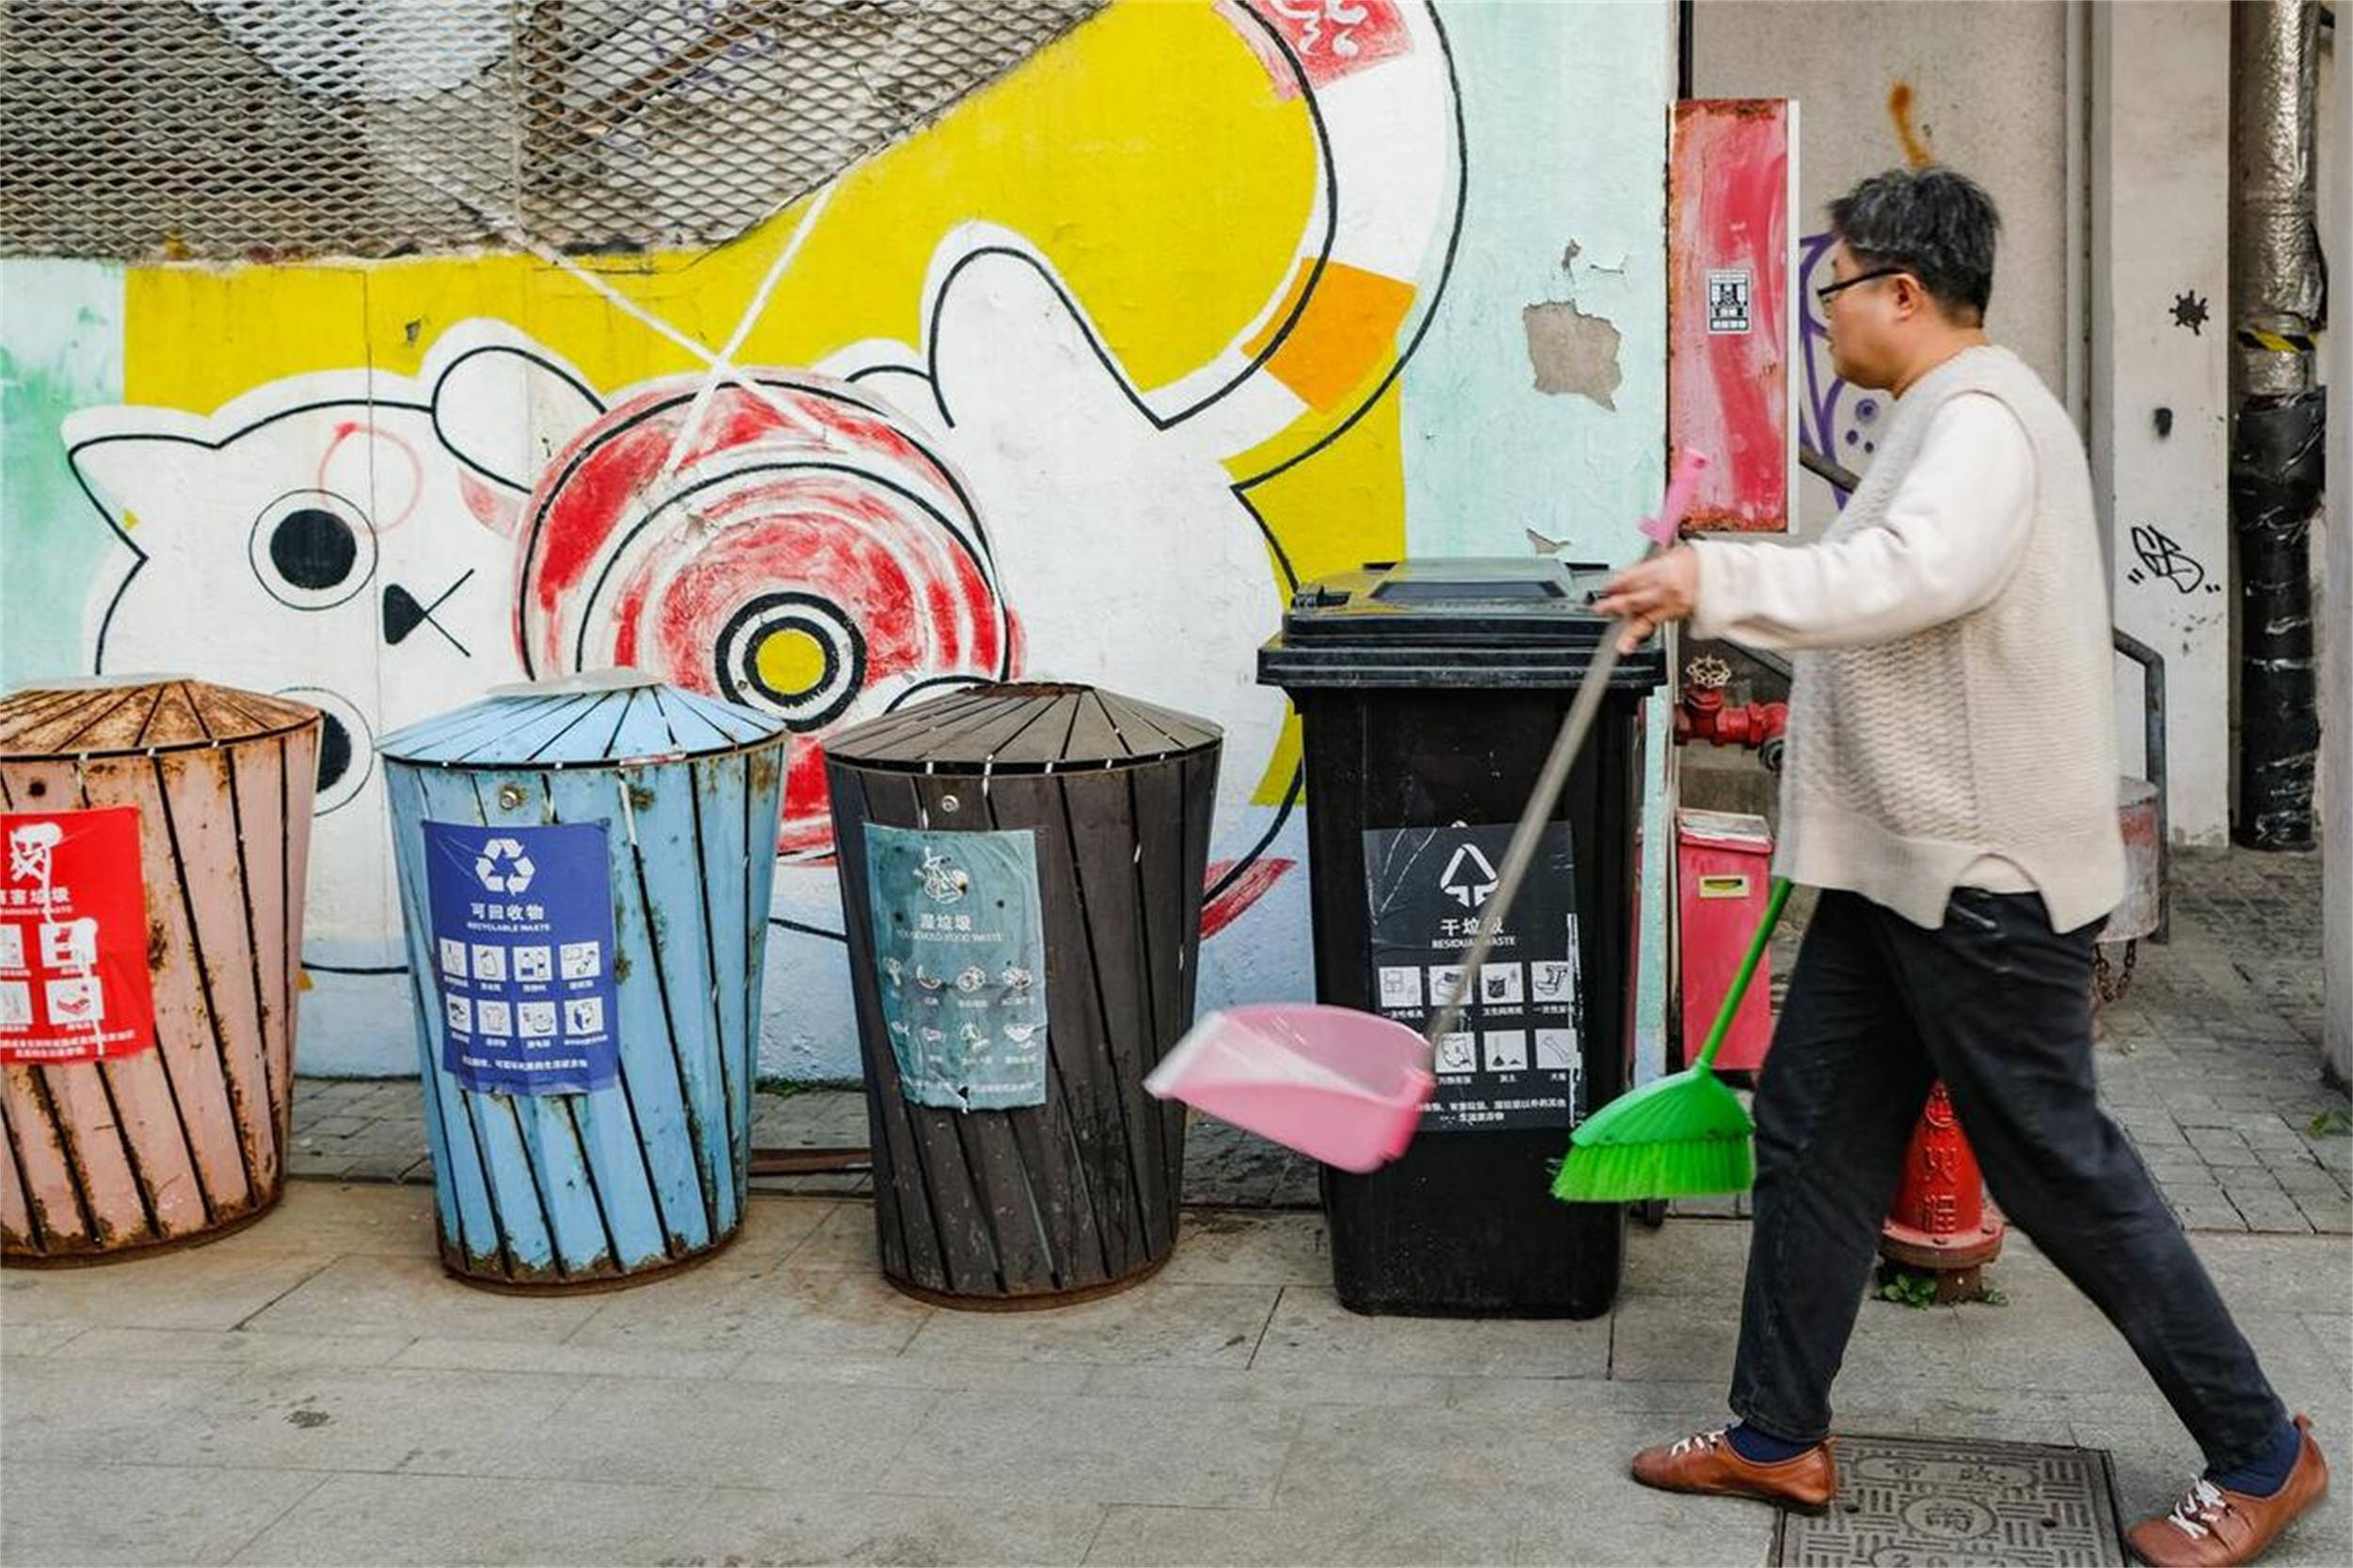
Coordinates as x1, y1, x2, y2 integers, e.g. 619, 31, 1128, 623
377, 671, 787, 1290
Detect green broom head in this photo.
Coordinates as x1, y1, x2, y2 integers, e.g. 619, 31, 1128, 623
1549, 1065, 1754, 1204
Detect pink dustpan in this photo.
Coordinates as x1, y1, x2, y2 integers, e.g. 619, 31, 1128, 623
1144, 1005, 1436, 1173
1144, 452, 1712, 1173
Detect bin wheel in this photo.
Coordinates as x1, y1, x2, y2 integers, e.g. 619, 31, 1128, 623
1635, 1198, 1668, 1229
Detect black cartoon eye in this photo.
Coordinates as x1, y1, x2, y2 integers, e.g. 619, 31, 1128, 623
275, 685, 374, 815
272, 507, 359, 591
248, 489, 376, 610
315, 711, 354, 794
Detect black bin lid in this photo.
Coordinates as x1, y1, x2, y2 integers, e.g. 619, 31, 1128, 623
1259, 556, 1667, 692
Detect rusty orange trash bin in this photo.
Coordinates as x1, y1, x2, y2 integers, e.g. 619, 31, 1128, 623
0, 677, 321, 1263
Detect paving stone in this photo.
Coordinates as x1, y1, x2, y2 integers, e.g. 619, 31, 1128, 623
2, 1248, 331, 1332
2170, 1197, 2249, 1231
143, 1363, 589, 1475
735, 1350, 1090, 1396
2189, 1234, 2353, 1315
203, 1179, 440, 1258
0, 1359, 239, 1465
2294, 1194, 2353, 1234
567, 1260, 933, 1357
1082, 1363, 1450, 1408
242, 1251, 600, 1351
0, 1320, 88, 1357
391, 1337, 747, 1382
2162, 1097, 2238, 1124
235, 1472, 702, 1567
284, 1148, 360, 1178
2120, 1119, 2190, 1148
449, 1373, 936, 1491
2237, 1115, 2311, 1147
902, 1279, 1280, 1370
1254, 1287, 1609, 1381
1093, 1498, 1520, 1568
48, 1326, 413, 1369
2, 1460, 327, 1567
669, 1489, 1108, 1568
887, 1391, 1300, 1509
1154, 1209, 1332, 1288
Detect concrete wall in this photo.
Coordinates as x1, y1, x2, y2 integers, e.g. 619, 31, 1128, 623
0, 0, 1673, 1080
1691, 0, 2076, 536
2090, 1, 2232, 841
1693, 0, 2277, 849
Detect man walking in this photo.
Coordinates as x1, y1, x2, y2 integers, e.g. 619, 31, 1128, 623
1597, 167, 2328, 1568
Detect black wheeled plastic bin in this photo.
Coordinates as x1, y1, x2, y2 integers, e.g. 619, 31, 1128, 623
1260, 557, 1666, 1319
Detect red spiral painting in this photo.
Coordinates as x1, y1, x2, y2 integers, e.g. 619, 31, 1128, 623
517, 373, 1012, 856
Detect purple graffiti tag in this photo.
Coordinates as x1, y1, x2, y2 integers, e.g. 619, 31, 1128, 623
1796, 230, 1889, 501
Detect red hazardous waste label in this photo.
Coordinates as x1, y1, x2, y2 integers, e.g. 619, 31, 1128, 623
0, 808, 158, 1064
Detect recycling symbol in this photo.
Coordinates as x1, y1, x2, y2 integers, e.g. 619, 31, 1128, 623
474, 837, 536, 895
1439, 843, 1498, 909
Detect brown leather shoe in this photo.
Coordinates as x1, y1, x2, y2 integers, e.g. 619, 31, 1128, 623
2127, 1415, 2330, 1567
1630, 1427, 1837, 1514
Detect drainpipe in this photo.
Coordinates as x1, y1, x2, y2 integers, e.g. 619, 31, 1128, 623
2228, 0, 2327, 849
2324, 0, 2350, 1088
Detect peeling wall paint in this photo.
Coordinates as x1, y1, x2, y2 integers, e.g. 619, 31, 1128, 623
1394, 0, 1673, 1091
1521, 300, 1623, 408
1400, 3, 1668, 556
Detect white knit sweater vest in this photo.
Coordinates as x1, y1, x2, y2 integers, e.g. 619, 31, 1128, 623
1776, 344, 2124, 932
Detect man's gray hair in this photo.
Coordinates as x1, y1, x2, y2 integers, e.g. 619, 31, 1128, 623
1827, 168, 2001, 322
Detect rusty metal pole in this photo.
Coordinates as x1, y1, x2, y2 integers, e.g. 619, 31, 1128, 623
2227, 0, 2327, 849
2325, 5, 2351, 1089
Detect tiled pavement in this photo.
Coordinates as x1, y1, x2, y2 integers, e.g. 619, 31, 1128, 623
286, 846, 2346, 1232
6, 1185, 2348, 1567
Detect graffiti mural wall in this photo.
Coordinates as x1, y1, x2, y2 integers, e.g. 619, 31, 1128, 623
0, 0, 1670, 1077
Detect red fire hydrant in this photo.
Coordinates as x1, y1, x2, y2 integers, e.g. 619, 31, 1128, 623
1879, 1081, 2006, 1304
1674, 655, 1789, 754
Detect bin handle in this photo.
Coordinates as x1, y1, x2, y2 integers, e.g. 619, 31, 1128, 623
1426, 450, 1711, 1049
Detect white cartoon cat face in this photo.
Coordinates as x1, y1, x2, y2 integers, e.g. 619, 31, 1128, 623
64, 364, 537, 962
837, 239, 1289, 828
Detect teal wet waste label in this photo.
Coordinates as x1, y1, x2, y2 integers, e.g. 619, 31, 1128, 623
863, 824, 1050, 1112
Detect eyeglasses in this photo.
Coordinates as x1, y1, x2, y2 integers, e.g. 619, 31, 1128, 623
1815, 266, 1908, 308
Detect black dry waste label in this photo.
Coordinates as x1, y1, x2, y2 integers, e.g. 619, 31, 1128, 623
1362, 822, 1585, 1133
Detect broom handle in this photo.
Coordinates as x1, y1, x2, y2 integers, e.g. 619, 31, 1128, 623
1426, 452, 1710, 1050
1424, 632, 1625, 1048
1690, 877, 1793, 1075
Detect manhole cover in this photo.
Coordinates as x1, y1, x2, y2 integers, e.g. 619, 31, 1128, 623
1774, 1432, 2126, 1566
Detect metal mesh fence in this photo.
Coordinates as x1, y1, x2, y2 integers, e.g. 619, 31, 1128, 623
1, 0, 1101, 261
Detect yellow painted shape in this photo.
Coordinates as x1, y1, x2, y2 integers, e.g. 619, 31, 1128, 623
124, 265, 372, 406
126, 2, 1317, 419
1241, 379, 1407, 802
754, 625, 830, 699
1241, 260, 1417, 413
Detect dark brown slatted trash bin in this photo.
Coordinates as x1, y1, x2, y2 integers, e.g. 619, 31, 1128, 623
825, 683, 1220, 1308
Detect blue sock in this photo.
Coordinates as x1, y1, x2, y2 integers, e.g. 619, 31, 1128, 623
1726, 1423, 1814, 1464
2207, 1422, 2302, 1498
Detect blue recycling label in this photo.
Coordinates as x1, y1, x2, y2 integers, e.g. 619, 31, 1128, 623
423, 820, 620, 1096
863, 824, 1049, 1112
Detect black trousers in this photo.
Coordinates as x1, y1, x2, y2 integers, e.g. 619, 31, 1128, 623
1729, 887, 2287, 1471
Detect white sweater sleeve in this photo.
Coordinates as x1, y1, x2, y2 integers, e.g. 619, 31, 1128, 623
1686, 393, 2036, 651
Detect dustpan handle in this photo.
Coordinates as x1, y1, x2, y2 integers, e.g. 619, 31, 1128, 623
1425, 451, 1709, 1050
